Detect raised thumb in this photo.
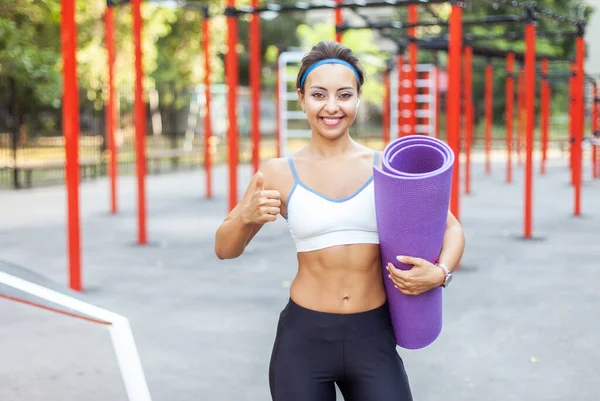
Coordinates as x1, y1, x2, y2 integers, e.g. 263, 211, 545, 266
255, 172, 265, 190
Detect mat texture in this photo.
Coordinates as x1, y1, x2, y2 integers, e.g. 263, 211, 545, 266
373, 135, 454, 349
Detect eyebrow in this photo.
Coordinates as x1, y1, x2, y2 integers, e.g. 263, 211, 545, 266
309, 86, 356, 91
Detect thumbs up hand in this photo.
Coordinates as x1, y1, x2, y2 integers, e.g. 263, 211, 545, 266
241, 172, 282, 225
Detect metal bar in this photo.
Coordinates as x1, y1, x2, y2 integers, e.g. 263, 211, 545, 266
485, 62, 493, 175
397, 54, 405, 137
505, 52, 514, 184
447, 3, 462, 221
407, 4, 418, 135
569, 62, 576, 184
523, 17, 535, 239
61, 0, 82, 291
202, 12, 213, 199
434, 55, 441, 139
540, 59, 549, 176
593, 84, 598, 179
275, 51, 281, 158
464, 45, 473, 195
250, 0, 261, 174
337, 14, 523, 31
486, 0, 583, 27
132, 0, 148, 245
413, 38, 567, 62
226, 0, 239, 212
105, 7, 118, 215
574, 35, 585, 216
383, 69, 391, 145
465, 30, 579, 42
232, 0, 450, 15
335, 0, 343, 42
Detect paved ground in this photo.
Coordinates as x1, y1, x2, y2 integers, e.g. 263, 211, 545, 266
0, 150, 599, 401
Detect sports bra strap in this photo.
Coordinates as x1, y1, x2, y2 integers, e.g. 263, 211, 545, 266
374, 151, 380, 166
287, 156, 299, 182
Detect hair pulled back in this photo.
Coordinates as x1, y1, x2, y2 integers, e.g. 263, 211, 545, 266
296, 41, 365, 94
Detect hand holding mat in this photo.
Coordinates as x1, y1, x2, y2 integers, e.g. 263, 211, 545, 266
373, 135, 454, 350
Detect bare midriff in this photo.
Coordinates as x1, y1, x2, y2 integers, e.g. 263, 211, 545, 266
289, 243, 387, 314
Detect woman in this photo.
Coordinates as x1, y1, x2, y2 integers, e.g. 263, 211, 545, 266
215, 41, 465, 401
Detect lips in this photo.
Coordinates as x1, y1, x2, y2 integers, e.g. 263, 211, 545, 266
320, 116, 344, 127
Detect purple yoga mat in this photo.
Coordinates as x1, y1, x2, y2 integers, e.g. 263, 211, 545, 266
373, 135, 454, 350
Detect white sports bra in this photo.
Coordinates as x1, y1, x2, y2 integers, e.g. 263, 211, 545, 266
285, 153, 380, 253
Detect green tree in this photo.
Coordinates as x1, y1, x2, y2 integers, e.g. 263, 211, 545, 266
0, 1, 62, 110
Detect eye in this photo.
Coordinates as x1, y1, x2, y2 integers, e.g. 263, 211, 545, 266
339, 92, 353, 99
310, 92, 325, 99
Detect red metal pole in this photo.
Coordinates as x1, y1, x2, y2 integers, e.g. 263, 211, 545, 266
540, 58, 549, 176
202, 13, 212, 199
335, 0, 342, 43
132, 0, 147, 244
275, 52, 281, 158
105, 7, 117, 214
408, 5, 418, 135
61, 0, 82, 291
506, 52, 514, 184
226, 1, 239, 212
250, 1, 261, 174
593, 84, 598, 179
518, 67, 524, 167
435, 59, 441, 139
383, 69, 390, 145
464, 45, 472, 195
422, 70, 430, 135
569, 61, 575, 184
485, 61, 493, 175
574, 35, 585, 216
397, 53, 405, 137
524, 17, 535, 239
447, 4, 462, 221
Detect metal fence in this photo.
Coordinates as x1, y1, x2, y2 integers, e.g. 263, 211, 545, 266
469, 61, 598, 153
0, 77, 386, 190
3, 66, 593, 190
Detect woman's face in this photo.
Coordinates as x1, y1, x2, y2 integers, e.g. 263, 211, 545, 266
298, 63, 360, 140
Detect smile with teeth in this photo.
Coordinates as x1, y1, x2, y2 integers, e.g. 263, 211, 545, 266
320, 116, 344, 127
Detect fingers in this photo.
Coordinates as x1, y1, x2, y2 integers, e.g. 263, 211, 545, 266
396, 255, 425, 267
259, 213, 278, 222
385, 263, 425, 296
259, 190, 281, 200
257, 191, 282, 208
386, 263, 408, 285
259, 206, 280, 215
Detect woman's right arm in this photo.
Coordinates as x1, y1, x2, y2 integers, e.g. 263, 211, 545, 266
214, 165, 281, 259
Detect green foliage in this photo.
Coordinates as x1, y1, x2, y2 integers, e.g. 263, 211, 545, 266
0, 0, 595, 128
0, 1, 62, 109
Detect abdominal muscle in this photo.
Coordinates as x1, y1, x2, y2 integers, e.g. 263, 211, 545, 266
289, 243, 387, 314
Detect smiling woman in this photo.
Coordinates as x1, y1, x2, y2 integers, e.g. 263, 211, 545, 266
214, 41, 465, 401
295, 43, 364, 141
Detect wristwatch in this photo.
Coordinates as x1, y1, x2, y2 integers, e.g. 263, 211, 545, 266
435, 263, 452, 288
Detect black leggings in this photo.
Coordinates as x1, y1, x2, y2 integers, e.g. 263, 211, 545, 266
269, 298, 413, 401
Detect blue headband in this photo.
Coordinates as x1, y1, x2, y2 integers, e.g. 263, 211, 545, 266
299, 58, 360, 88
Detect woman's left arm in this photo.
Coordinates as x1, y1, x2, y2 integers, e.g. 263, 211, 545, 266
386, 211, 465, 295
436, 211, 465, 272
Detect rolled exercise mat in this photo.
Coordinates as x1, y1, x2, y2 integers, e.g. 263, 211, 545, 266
373, 135, 454, 349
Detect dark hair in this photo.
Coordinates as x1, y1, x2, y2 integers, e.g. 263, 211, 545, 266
296, 41, 365, 94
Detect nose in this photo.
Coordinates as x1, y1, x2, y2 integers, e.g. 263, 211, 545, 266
324, 96, 339, 114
